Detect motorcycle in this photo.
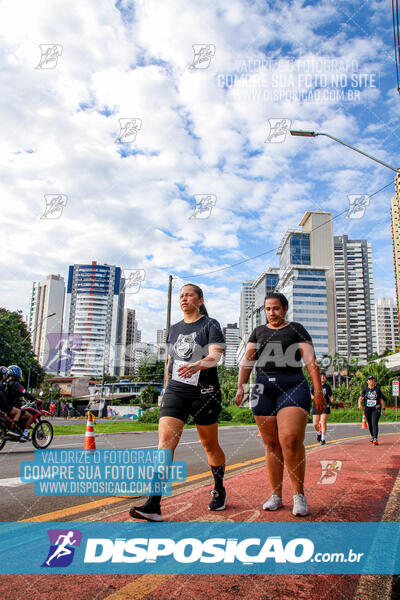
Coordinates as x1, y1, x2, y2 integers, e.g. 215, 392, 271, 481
0, 399, 54, 450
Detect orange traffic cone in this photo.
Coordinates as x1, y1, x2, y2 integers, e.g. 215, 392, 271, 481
361, 411, 367, 430
83, 412, 96, 450
257, 428, 261, 437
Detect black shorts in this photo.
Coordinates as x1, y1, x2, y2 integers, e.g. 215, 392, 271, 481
312, 405, 331, 415
160, 382, 222, 426
250, 373, 311, 416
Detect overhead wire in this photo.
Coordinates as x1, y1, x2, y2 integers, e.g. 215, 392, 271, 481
178, 178, 395, 281
392, 0, 400, 95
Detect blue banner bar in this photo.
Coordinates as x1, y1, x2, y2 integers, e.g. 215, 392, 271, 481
0, 522, 399, 574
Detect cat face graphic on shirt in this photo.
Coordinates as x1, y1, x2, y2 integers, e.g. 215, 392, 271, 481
174, 333, 197, 360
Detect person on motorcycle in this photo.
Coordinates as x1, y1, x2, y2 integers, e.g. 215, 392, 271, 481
0, 365, 26, 437
5, 365, 36, 441
0, 366, 10, 412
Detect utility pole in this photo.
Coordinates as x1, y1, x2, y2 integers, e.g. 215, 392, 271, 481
164, 275, 173, 389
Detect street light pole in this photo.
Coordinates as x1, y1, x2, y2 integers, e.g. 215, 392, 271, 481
25, 312, 57, 392
290, 130, 398, 172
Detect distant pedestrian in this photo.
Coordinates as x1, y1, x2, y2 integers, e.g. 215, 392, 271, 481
63, 404, 69, 418
311, 373, 333, 445
359, 375, 386, 445
49, 401, 55, 417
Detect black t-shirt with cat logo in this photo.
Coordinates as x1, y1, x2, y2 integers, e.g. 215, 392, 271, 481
360, 386, 384, 409
167, 316, 225, 388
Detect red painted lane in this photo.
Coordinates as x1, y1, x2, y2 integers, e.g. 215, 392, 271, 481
0, 435, 398, 600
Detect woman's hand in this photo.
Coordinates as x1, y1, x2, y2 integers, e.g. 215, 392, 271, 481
313, 390, 327, 414
235, 386, 246, 406
177, 361, 202, 378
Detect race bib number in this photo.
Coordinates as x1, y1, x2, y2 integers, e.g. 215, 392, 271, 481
366, 399, 377, 407
172, 360, 200, 386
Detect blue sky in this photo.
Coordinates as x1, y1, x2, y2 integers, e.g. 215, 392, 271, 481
0, 0, 398, 341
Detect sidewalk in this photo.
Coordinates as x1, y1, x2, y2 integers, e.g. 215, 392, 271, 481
1, 432, 400, 600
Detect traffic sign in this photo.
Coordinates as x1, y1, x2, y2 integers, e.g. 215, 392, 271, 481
392, 380, 399, 396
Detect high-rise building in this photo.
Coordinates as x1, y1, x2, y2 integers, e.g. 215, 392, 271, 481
277, 267, 330, 358
63, 261, 125, 377
298, 211, 336, 357
375, 297, 399, 355
28, 274, 65, 371
391, 173, 400, 326
121, 308, 136, 376
276, 211, 336, 358
157, 329, 167, 345
223, 323, 239, 367
240, 280, 255, 340
334, 236, 377, 363
251, 268, 280, 330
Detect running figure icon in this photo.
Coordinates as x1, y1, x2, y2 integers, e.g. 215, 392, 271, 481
45, 531, 77, 566
41, 529, 82, 568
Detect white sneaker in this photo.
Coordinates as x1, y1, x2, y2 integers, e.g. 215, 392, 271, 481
292, 493, 308, 516
263, 494, 283, 511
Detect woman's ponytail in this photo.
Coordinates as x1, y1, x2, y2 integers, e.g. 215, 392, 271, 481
199, 304, 209, 317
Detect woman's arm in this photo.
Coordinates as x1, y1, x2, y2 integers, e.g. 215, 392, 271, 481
380, 389, 386, 412
235, 343, 257, 406
358, 392, 365, 410
299, 341, 326, 413
177, 344, 224, 377
164, 356, 171, 388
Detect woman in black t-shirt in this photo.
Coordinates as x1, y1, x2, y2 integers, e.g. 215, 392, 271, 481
130, 283, 226, 522
359, 375, 386, 445
236, 292, 326, 517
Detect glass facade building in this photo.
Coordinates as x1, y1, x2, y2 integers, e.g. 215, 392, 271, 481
277, 268, 329, 357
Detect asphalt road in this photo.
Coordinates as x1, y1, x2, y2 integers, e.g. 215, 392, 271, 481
1, 422, 399, 521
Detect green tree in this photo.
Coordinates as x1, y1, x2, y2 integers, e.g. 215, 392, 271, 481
141, 385, 160, 405
0, 308, 45, 388
41, 381, 61, 402
134, 359, 164, 383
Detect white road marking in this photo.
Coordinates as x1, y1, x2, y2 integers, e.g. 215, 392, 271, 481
0, 477, 27, 487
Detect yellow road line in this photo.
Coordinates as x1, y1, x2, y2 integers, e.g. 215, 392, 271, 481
20, 431, 398, 522
19, 497, 125, 522
103, 575, 174, 600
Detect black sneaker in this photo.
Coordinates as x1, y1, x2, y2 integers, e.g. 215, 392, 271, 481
129, 498, 162, 522
320, 439, 326, 445
208, 487, 226, 511
317, 432, 322, 443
